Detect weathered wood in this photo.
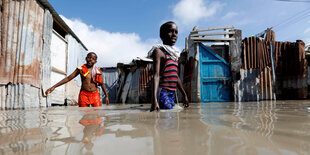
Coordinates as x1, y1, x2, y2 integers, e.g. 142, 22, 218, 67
229, 29, 242, 81
190, 31, 235, 37
0, 0, 2, 56
191, 37, 235, 42
52, 67, 66, 75
42, 9, 53, 107
243, 38, 247, 69
191, 25, 234, 32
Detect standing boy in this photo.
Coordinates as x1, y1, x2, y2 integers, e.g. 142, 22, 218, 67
45, 52, 110, 107
148, 21, 189, 111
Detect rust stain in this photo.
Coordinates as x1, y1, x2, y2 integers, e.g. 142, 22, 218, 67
139, 63, 153, 103
242, 32, 307, 100
182, 57, 195, 102
0, 0, 44, 88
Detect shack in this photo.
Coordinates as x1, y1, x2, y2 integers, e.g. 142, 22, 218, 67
179, 26, 240, 102
0, 0, 88, 109
117, 57, 153, 103
99, 67, 119, 103
180, 25, 308, 102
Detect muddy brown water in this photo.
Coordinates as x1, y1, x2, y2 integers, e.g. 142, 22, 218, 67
0, 101, 309, 155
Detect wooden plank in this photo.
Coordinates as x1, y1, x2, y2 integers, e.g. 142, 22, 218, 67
52, 29, 67, 43
191, 37, 235, 41
243, 38, 247, 69
52, 67, 67, 75
246, 38, 250, 69
250, 37, 253, 69
192, 25, 234, 32
190, 31, 235, 37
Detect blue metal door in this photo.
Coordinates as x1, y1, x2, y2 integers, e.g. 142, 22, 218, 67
199, 43, 232, 102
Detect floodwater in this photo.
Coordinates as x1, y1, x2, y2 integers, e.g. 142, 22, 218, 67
0, 101, 309, 155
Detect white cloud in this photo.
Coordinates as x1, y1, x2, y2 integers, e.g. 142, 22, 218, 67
60, 16, 159, 67
221, 12, 238, 20
173, 0, 223, 26
304, 28, 310, 34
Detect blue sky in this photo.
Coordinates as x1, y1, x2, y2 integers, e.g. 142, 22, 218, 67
49, 0, 310, 67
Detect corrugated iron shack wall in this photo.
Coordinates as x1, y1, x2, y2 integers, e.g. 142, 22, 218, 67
127, 67, 140, 103
238, 36, 307, 101
275, 41, 308, 99
0, 0, 44, 87
180, 37, 201, 102
139, 63, 152, 103
50, 32, 67, 104
100, 68, 119, 103
0, 0, 53, 109
64, 35, 87, 104
41, 8, 53, 107
117, 61, 153, 103
239, 37, 275, 101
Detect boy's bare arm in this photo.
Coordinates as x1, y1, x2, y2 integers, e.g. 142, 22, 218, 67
45, 69, 80, 95
177, 77, 189, 108
151, 48, 164, 112
100, 82, 110, 105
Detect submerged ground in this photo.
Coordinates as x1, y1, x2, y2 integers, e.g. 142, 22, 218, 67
0, 101, 309, 154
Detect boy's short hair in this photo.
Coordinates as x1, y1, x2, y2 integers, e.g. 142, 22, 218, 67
87, 52, 97, 60
160, 21, 176, 40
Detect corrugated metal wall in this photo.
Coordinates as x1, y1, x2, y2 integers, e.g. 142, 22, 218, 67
241, 37, 275, 100
41, 8, 53, 107
0, 0, 88, 108
239, 35, 307, 101
0, 0, 53, 109
127, 67, 140, 103
139, 64, 152, 103
183, 28, 307, 102
117, 60, 153, 103
100, 68, 119, 103
65, 35, 88, 104
180, 38, 201, 103
275, 41, 308, 99
50, 32, 67, 104
67, 35, 87, 86
0, 0, 44, 87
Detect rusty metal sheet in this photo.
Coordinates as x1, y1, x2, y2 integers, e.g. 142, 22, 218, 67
259, 67, 274, 100
0, 0, 44, 88
275, 40, 308, 99
99, 67, 119, 103
139, 64, 152, 103
181, 57, 195, 102
241, 35, 307, 101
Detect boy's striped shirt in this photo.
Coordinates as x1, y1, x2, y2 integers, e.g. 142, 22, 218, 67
160, 54, 178, 91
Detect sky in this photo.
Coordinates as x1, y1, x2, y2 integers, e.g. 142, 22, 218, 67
49, 0, 310, 67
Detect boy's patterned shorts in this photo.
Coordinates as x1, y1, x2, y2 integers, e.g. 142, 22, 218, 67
159, 88, 175, 109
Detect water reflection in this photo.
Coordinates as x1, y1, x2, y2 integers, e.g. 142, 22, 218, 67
200, 101, 310, 155
0, 102, 309, 154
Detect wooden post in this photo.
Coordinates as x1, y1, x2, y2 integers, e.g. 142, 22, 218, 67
229, 29, 242, 82
229, 29, 242, 102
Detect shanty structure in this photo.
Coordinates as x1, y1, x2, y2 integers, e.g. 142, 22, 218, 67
240, 34, 307, 101
0, 0, 88, 109
116, 58, 153, 104
179, 26, 240, 102
181, 25, 308, 102
99, 67, 119, 103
